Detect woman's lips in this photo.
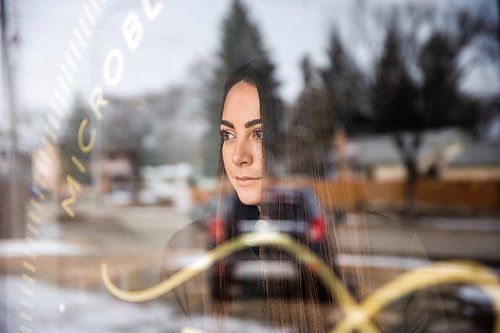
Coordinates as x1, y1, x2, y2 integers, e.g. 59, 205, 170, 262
235, 176, 261, 186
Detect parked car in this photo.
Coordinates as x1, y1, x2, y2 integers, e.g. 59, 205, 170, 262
207, 187, 338, 302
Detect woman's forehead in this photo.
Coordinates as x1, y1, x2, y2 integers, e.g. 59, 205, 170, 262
222, 81, 261, 124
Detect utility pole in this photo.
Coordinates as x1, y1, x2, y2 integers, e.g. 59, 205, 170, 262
1, 0, 22, 238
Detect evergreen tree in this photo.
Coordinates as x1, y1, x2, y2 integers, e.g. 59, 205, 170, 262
286, 56, 331, 176
201, 0, 281, 176
219, 0, 268, 74
320, 31, 368, 135
372, 22, 419, 133
418, 31, 479, 129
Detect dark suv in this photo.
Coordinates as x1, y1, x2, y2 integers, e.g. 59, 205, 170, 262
207, 187, 337, 302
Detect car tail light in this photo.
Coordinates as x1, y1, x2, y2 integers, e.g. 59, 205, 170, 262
214, 262, 225, 276
209, 217, 225, 243
305, 262, 319, 274
309, 216, 326, 242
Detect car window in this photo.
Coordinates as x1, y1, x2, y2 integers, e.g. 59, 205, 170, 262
261, 201, 308, 221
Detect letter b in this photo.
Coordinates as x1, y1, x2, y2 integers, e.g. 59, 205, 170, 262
122, 13, 144, 51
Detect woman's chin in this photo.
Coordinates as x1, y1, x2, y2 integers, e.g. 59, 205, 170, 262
236, 190, 262, 206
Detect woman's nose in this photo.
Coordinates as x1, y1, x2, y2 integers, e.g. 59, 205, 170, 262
232, 138, 253, 166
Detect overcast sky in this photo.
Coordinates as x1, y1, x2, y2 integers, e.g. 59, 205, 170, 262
3, 0, 498, 146
7, 0, 496, 108
8, 0, 338, 112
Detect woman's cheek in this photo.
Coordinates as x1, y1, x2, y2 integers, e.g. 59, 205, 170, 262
254, 145, 264, 172
221, 145, 232, 175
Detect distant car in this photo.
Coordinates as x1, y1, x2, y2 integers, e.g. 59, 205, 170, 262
207, 187, 337, 302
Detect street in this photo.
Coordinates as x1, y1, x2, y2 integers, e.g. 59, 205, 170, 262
1, 201, 498, 332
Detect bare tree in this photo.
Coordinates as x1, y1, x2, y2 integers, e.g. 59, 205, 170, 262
369, 3, 498, 214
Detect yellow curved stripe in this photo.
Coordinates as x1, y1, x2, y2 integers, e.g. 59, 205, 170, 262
332, 261, 499, 333
102, 232, 380, 333
101, 232, 500, 333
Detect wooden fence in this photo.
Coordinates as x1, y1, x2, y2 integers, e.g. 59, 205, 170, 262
314, 179, 500, 213
192, 179, 500, 213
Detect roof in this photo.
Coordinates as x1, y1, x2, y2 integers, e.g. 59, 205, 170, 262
349, 128, 468, 168
449, 142, 500, 167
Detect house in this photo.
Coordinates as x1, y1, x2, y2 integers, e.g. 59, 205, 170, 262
31, 142, 62, 194
100, 150, 139, 205
442, 142, 500, 180
140, 163, 193, 210
342, 128, 467, 181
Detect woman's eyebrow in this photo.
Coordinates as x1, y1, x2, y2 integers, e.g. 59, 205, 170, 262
220, 120, 234, 128
244, 119, 262, 128
220, 119, 262, 128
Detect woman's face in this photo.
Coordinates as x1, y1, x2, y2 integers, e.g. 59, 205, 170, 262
220, 81, 263, 206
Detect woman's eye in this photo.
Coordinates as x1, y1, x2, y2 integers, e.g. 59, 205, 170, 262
254, 128, 264, 140
219, 130, 235, 141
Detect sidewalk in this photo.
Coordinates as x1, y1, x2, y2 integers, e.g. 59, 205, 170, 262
335, 213, 500, 263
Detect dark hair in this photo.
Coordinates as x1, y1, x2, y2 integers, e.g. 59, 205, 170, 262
217, 59, 281, 179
